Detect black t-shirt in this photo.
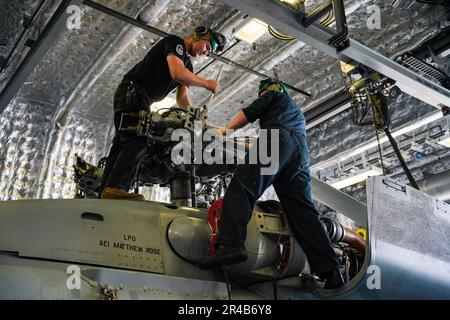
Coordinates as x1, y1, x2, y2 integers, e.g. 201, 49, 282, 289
124, 35, 193, 102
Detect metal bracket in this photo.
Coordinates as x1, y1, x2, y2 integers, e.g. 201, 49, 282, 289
436, 200, 450, 215
255, 212, 289, 235
382, 178, 407, 194
297, 1, 333, 28
296, 0, 349, 51
223, 0, 450, 109
184, 108, 197, 131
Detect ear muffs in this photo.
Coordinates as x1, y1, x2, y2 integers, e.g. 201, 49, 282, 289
192, 27, 227, 54
258, 82, 271, 96
258, 79, 289, 96
194, 26, 209, 37
211, 32, 226, 53
192, 26, 213, 53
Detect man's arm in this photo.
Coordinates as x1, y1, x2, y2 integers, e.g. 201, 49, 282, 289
219, 92, 273, 135
220, 111, 250, 136
176, 85, 192, 110
167, 55, 218, 92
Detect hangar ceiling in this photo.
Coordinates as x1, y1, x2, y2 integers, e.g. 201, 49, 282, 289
0, 0, 449, 202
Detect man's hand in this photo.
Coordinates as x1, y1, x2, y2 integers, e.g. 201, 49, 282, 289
218, 127, 227, 136
205, 80, 219, 93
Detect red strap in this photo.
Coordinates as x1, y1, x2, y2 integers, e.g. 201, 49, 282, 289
207, 199, 223, 255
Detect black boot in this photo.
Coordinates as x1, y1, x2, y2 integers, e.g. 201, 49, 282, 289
198, 245, 248, 270
321, 269, 345, 289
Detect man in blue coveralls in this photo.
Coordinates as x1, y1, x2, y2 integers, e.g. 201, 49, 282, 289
198, 78, 344, 289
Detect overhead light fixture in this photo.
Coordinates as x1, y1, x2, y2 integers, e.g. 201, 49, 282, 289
280, 0, 302, 5
329, 167, 383, 190
437, 131, 450, 148
150, 97, 176, 112
439, 48, 450, 58
234, 18, 268, 44
312, 111, 444, 171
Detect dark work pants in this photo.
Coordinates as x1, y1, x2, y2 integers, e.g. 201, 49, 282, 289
217, 128, 339, 275
98, 80, 150, 194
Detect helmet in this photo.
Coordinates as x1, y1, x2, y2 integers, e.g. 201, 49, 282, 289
258, 78, 289, 97
193, 26, 227, 54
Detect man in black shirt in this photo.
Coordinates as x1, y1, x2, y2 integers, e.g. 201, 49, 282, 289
198, 79, 345, 289
99, 27, 226, 200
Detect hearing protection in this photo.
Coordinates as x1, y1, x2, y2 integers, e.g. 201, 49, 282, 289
192, 26, 227, 54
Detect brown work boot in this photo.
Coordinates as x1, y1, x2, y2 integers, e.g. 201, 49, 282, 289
100, 187, 145, 201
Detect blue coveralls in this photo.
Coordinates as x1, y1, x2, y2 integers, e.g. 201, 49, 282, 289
216, 91, 339, 275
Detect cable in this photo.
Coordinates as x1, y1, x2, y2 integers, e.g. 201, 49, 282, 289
223, 269, 233, 300
375, 127, 387, 175
268, 25, 295, 41
384, 127, 420, 190
320, 11, 335, 27
195, 39, 241, 76
368, 89, 388, 175
272, 278, 278, 300
158, 107, 187, 117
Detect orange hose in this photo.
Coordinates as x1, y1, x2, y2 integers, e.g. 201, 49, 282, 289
342, 227, 366, 254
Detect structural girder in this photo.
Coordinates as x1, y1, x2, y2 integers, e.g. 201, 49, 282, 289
223, 0, 450, 109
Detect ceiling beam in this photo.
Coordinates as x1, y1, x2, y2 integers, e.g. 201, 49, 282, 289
223, 0, 450, 109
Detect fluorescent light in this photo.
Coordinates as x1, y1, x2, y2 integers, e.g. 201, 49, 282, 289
437, 132, 450, 148
280, 0, 301, 5
150, 97, 176, 112
329, 167, 383, 190
439, 48, 450, 58
312, 112, 444, 171
359, 112, 444, 153
234, 19, 268, 44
